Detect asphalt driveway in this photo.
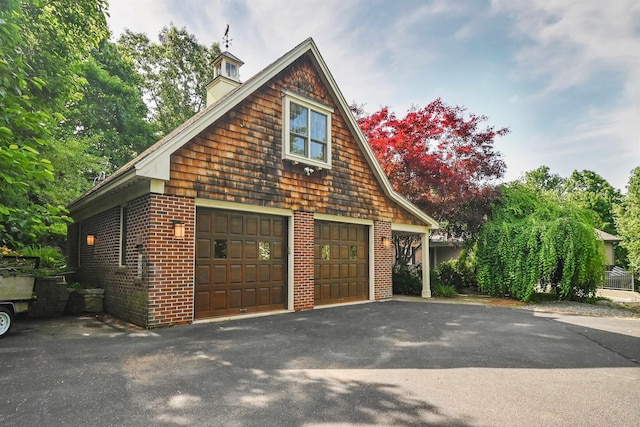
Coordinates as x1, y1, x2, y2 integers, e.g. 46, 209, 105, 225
2, 300, 639, 426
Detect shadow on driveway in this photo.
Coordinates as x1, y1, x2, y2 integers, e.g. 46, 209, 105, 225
2, 301, 639, 426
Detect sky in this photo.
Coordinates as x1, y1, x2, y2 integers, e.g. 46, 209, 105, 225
106, 0, 640, 192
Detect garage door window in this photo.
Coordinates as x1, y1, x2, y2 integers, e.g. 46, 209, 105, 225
259, 241, 271, 260
214, 239, 228, 259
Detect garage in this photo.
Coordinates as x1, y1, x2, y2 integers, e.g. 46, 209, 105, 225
314, 221, 368, 305
195, 209, 287, 318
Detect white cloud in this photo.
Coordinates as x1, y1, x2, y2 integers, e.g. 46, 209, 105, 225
491, 0, 640, 189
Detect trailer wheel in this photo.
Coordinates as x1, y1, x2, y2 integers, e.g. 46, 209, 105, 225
0, 306, 13, 338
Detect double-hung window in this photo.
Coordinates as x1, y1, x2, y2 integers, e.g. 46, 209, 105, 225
283, 91, 333, 168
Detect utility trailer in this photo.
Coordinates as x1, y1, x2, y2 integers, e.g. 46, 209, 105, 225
0, 256, 39, 338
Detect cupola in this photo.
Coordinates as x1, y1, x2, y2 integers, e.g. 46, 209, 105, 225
206, 51, 244, 106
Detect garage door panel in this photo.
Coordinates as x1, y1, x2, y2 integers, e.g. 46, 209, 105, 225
229, 289, 242, 308
243, 288, 256, 307
331, 264, 340, 279
273, 265, 283, 281
245, 241, 257, 259
196, 291, 211, 312
213, 290, 227, 310
213, 265, 226, 284
246, 217, 258, 236
197, 265, 210, 285
230, 265, 242, 283
259, 264, 270, 282
196, 239, 211, 259
195, 209, 287, 319
349, 282, 358, 296
272, 241, 284, 259
245, 264, 256, 282
273, 220, 284, 238
349, 264, 357, 278
314, 220, 368, 305
272, 286, 283, 304
214, 214, 227, 233
340, 245, 349, 259
197, 213, 211, 232
230, 216, 243, 234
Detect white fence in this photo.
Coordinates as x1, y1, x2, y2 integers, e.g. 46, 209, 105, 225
602, 267, 635, 291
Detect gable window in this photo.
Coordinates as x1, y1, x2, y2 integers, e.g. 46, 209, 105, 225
283, 91, 333, 168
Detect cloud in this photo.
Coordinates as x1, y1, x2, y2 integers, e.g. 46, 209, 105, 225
492, 0, 640, 189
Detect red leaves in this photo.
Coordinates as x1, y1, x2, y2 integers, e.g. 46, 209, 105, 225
357, 99, 509, 237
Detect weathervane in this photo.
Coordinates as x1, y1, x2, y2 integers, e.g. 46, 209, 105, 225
223, 24, 232, 51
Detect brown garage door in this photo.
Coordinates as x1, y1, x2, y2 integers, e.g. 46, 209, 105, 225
195, 209, 287, 319
314, 221, 368, 305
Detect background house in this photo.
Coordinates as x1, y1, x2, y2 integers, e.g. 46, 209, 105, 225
67, 38, 438, 328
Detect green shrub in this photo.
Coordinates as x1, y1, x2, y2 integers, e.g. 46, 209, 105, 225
432, 284, 457, 298
392, 264, 422, 296
435, 259, 477, 292
20, 245, 66, 273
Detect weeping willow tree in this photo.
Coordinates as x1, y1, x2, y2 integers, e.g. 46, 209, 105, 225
476, 183, 605, 302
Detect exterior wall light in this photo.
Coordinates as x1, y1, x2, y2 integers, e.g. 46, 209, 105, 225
86, 234, 95, 246
381, 236, 391, 249
173, 220, 185, 239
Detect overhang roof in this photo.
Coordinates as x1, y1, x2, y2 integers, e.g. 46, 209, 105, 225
68, 37, 438, 229
596, 229, 622, 242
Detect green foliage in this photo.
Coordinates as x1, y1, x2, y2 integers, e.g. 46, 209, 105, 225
20, 245, 66, 272
60, 40, 158, 171
0, 0, 108, 248
615, 167, 640, 272
435, 258, 477, 292
476, 183, 606, 302
523, 166, 565, 193
564, 170, 622, 236
432, 284, 457, 298
117, 25, 221, 136
392, 264, 422, 296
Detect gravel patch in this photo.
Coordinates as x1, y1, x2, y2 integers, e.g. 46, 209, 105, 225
521, 300, 640, 318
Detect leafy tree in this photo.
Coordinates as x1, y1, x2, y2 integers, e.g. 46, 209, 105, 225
523, 167, 626, 266
357, 99, 508, 239
523, 166, 565, 193
0, 0, 108, 247
476, 183, 605, 302
614, 167, 640, 272
64, 40, 158, 171
563, 170, 622, 235
117, 25, 221, 136
36, 39, 159, 209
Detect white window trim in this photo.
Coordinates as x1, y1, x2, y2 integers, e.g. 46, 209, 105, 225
282, 90, 333, 169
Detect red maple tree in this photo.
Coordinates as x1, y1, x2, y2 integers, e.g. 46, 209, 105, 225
356, 99, 508, 238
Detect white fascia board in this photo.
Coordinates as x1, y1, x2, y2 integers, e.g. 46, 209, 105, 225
314, 213, 374, 226
195, 198, 293, 217
69, 176, 155, 221
306, 42, 440, 230
68, 169, 137, 213
392, 223, 432, 234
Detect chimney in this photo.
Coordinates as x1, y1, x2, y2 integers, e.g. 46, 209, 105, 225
206, 51, 244, 106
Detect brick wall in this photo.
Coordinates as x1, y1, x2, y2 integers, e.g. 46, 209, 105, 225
72, 205, 121, 289
146, 194, 195, 328
293, 211, 314, 310
374, 221, 393, 300
71, 199, 150, 327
